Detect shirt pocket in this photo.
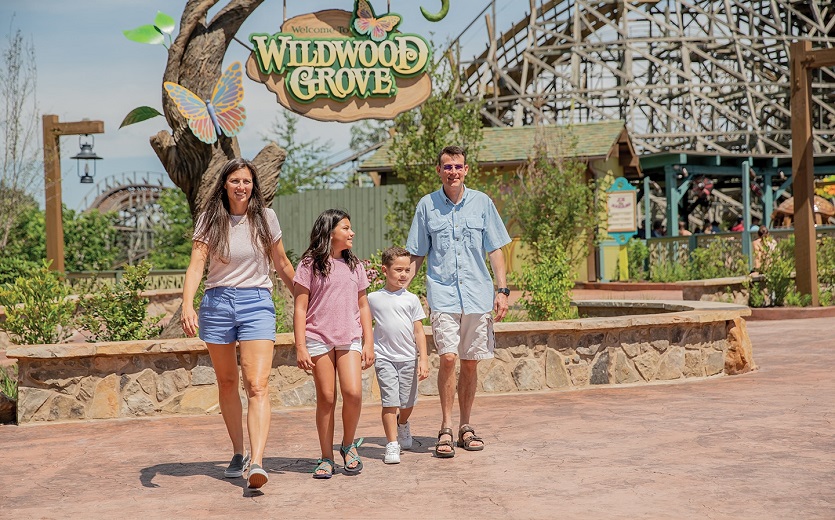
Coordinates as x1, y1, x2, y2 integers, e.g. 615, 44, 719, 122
464, 216, 485, 250
427, 218, 452, 253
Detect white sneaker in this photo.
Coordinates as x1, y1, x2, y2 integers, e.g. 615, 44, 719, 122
384, 441, 401, 464
397, 421, 413, 450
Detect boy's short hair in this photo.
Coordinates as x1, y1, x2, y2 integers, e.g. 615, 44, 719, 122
437, 145, 467, 166
381, 246, 410, 267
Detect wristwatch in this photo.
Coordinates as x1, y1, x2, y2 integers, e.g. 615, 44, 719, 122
497, 287, 510, 296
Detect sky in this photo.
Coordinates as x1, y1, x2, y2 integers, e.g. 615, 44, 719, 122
0, 0, 529, 210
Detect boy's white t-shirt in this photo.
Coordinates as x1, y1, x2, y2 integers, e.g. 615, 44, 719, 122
367, 288, 426, 362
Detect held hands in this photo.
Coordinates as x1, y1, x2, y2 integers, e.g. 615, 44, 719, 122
361, 345, 375, 370
181, 307, 199, 337
493, 292, 509, 322
418, 356, 429, 381
296, 346, 315, 371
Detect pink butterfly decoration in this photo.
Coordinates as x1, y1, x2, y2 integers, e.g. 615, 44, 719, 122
164, 62, 246, 144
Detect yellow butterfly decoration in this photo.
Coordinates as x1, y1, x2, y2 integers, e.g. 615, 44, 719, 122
353, 0, 401, 42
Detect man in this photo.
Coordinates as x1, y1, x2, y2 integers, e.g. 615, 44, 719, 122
406, 145, 511, 458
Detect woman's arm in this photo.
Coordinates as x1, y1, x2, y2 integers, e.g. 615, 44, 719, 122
358, 291, 374, 370
270, 238, 295, 290
181, 241, 208, 337
293, 284, 314, 370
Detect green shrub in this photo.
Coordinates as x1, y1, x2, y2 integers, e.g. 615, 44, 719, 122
689, 239, 748, 279
0, 260, 76, 344
0, 257, 40, 287
273, 286, 293, 334
784, 289, 812, 307
817, 236, 835, 291
649, 256, 690, 282
513, 242, 575, 321
0, 365, 18, 400
761, 236, 794, 306
76, 261, 162, 342
618, 238, 648, 281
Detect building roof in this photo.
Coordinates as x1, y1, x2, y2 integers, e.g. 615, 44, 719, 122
358, 120, 638, 173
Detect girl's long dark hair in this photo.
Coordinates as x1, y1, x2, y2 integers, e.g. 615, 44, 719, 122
301, 209, 359, 278
194, 158, 273, 264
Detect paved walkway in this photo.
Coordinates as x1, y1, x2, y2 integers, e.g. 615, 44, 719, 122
1, 318, 834, 519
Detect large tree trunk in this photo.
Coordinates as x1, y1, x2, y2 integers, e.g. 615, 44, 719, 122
150, 0, 286, 216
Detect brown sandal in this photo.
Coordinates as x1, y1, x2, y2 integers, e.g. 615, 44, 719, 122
435, 427, 455, 458
457, 425, 485, 451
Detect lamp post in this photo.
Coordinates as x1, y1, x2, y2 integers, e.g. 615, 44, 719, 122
42, 115, 105, 272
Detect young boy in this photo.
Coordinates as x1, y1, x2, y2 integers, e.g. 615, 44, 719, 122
367, 246, 429, 464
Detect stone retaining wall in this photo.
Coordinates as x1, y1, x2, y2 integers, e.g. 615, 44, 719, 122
6, 300, 755, 424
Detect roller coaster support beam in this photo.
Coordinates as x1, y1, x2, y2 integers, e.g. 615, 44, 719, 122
789, 42, 835, 306
42, 115, 104, 272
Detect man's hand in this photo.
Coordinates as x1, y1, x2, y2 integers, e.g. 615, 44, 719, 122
418, 355, 429, 380
493, 292, 509, 321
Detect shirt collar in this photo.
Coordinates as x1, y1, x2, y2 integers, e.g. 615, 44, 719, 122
439, 185, 467, 206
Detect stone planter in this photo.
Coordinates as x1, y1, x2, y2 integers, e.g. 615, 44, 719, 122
6, 300, 755, 424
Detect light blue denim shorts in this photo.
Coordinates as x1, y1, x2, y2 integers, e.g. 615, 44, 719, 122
198, 287, 275, 344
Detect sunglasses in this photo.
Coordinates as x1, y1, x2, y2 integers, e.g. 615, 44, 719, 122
442, 164, 466, 171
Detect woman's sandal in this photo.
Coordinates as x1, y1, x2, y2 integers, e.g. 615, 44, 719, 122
434, 427, 456, 458
457, 424, 485, 451
340, 438, 364, 474
312, 458, 334, 479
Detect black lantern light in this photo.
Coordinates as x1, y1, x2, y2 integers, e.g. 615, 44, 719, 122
71, 134, 102, 184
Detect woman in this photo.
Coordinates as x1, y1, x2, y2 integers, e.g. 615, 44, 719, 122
181, 158, 294, 490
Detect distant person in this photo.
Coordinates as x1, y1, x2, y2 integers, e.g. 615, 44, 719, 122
367, 247, 429, 464
181, 158, 296, 490
651, 220, 665, 238
751, 226, 775, 273
750, 216, 761, 232
731, 216, 744, 232
678, 221, 692, 236
711, 221, 722, 233
293, 209, 374, 478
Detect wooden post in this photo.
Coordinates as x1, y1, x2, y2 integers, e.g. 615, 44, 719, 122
42, 115, 105, 272
790, 42, 819, 305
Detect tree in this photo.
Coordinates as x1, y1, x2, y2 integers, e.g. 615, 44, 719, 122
149, 188, 193, 269
148, 0, 286, 217
0, 27, 40, 251
387, 52, 484, 244
502, 127, 601, 267
264, 111, 335, 195
502, 127, 602, 320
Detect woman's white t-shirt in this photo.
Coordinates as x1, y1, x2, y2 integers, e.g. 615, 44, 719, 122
193, 208, 282, 290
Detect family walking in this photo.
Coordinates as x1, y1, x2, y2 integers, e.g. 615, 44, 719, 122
181, 146, 510, 490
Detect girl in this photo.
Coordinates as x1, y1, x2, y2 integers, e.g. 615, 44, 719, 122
181, 158, 295, 490
293, 209, 374, 478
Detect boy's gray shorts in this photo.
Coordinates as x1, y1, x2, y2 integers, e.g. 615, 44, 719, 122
374, 358, 418, 409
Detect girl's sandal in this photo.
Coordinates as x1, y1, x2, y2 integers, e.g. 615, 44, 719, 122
457, 424, 485, 451
434, 427, 456, 458
340, 438, 364, 474
312, 458, 334, 479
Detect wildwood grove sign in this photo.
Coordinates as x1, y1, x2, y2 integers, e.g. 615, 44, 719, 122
246, 3, 432, 122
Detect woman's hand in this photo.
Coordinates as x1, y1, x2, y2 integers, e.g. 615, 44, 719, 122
181, 306, 199, 337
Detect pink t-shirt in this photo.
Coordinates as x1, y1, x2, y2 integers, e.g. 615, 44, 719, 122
293, 257, 370, 345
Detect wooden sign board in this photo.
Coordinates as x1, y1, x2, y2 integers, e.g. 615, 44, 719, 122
246, 9, 432, 122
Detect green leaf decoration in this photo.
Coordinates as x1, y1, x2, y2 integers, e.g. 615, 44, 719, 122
120, 106, 163, 128
154, 11, 176, 35
123, 25, 164, 45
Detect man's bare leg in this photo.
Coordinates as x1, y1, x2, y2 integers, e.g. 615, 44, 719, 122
457, 359, 483, 449
436, 352, 457, 455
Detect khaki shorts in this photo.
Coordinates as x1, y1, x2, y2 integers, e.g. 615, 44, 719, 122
430, 312, 494, 360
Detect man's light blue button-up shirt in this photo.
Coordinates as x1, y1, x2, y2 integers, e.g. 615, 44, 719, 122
406, 186, 511, 315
